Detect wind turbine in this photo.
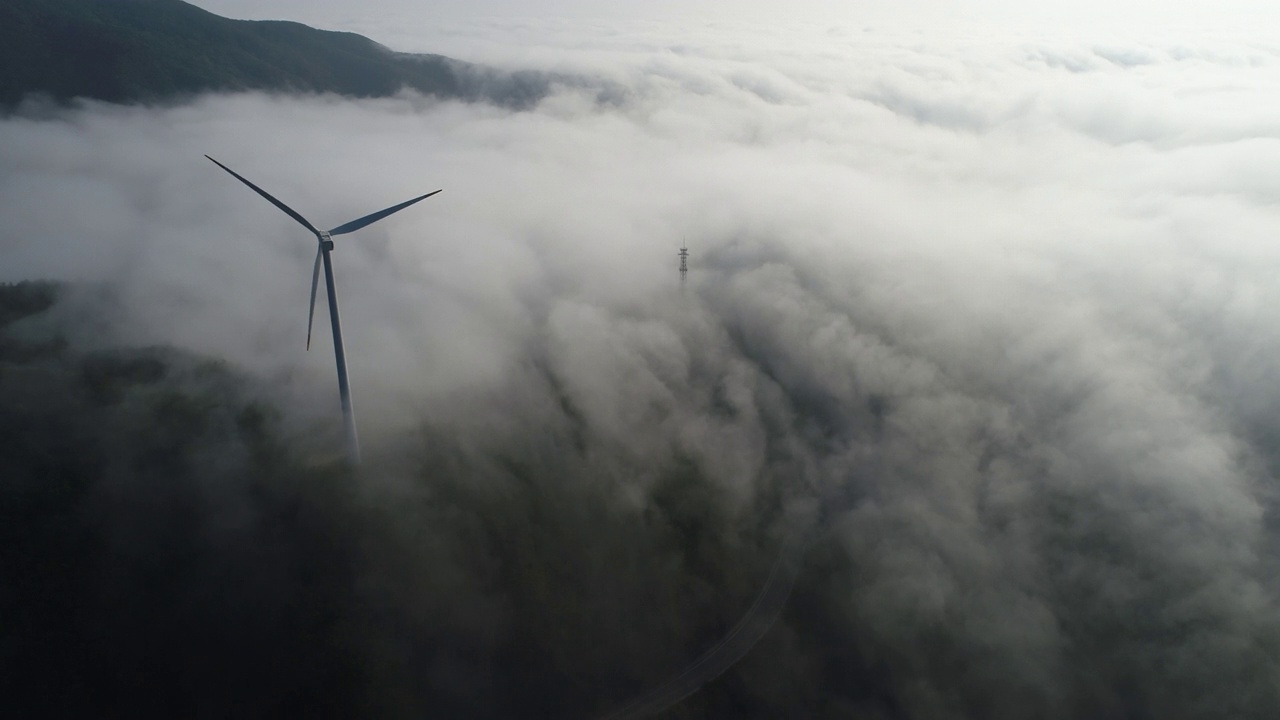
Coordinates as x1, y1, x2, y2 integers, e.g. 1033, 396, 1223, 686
206, 155, 441, 465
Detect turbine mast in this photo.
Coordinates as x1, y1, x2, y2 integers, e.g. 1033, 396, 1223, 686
319, 232, 361, 464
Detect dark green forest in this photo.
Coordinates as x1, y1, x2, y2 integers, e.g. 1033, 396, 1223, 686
0, 282, 361, 715
0, 283, 816, 718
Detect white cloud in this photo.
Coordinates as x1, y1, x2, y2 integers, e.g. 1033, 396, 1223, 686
5, 16, 1280, 715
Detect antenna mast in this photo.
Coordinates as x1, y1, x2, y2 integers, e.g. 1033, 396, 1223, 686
679, 239, 689, 287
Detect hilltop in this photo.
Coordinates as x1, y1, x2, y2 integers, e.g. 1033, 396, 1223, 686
0, 0, 553, 109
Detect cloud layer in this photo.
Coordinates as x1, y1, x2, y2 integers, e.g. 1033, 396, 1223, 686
4, 18, 1280, 719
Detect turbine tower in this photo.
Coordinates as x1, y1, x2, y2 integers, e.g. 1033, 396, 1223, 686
206, 155, 441, 465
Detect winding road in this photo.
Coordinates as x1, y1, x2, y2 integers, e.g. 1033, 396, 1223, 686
596, 516, 819, 720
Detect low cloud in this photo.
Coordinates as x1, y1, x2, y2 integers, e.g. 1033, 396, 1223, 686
4, 18, 1280, 719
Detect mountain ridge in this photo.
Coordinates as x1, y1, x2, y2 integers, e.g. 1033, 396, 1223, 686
0, 0, 554, 110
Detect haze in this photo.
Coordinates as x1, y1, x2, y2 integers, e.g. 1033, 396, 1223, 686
3, 2, 1280, 718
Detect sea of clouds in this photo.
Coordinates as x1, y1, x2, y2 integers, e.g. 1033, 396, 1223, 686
4, 8, 1280, 718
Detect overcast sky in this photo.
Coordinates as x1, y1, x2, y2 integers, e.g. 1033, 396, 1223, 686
192, 0, 1280, 22
190, 0, 1280, 50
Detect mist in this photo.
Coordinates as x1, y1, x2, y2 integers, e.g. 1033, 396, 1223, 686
4, 14, 1280, 719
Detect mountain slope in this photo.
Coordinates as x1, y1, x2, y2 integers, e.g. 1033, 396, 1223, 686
0, 0, 551, 109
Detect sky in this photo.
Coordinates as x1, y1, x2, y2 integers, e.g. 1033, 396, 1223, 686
188, 0, 1280, 60
192, 0, 1280, 23
5, 1, 1280, 718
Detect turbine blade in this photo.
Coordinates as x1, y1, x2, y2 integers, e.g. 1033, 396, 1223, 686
328, 189, 442, 236
205, 155, 320, 236
306, 245, 322, 351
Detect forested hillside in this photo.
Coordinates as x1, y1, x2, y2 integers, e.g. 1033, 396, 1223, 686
0, 0, 552, 109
